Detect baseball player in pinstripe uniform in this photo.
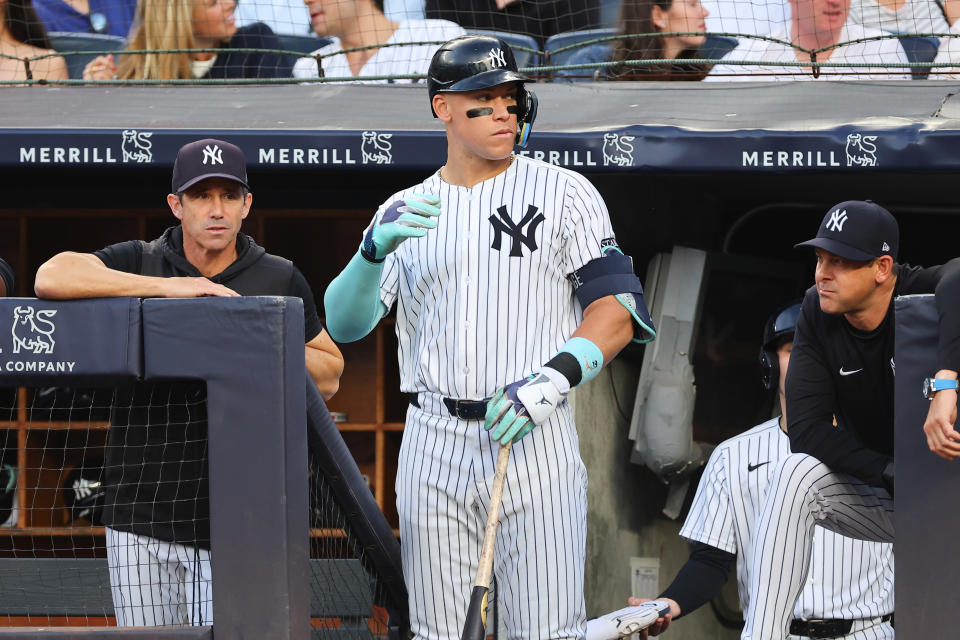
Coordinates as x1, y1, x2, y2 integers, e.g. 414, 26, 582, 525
325, 34, 655, 640
631, 301, 894, 639
742, 201, 960, 639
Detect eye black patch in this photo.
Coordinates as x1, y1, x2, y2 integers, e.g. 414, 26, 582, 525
466, 107, 493, 118
506, 105, 520, 114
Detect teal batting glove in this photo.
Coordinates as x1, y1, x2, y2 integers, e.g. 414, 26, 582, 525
485, 372, 567, 445
360, 193, 440, 263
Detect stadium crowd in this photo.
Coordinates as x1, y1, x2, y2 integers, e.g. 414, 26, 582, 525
4, 0, 960, 82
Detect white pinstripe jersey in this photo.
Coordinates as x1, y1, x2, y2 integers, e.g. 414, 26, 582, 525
680, 418, 894, 620
378, 155, 613, 399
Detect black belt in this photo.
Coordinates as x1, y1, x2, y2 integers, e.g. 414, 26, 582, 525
409, 393, 488, 421
789, 614, 893, 638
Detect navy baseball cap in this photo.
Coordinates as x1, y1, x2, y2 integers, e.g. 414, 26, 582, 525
171, 138, 249, 194
794, 200, 898, 261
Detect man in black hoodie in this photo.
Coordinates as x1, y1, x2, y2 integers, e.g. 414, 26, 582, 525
34, 138, 344, 627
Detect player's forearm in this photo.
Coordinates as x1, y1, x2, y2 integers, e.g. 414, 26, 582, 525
658, 543, 735, 618
35, 252, 169, 299
306, 333, 344, 401
323, 252, 386, 342
573, 295, 634, 362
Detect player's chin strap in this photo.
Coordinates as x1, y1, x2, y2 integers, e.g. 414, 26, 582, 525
515, 89, 538, 148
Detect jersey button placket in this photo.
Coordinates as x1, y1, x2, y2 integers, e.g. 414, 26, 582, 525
460, 190, 480, 394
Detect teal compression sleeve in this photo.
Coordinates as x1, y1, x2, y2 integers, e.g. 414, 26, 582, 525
323, 252, 388, 343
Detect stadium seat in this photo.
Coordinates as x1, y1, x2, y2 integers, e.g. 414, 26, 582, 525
48, 32, 126, 80
276, 33, 333, 56
700, 35, 738, 61
554, 43, 613, 81
544, 28, 616, 69
899, 36, 939, 80
465, 29, 541, 68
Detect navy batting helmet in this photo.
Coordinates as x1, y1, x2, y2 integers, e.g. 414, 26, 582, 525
427, 35, 538, 147
759, 301, 801, 391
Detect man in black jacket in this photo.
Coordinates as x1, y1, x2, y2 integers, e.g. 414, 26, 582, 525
741, 200, 960, 640
34, 138, 344, 627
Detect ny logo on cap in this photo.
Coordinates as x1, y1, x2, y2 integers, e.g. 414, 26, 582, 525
826, 208, 848, 232
487, 48, 507, 68
202, 144, 223, 166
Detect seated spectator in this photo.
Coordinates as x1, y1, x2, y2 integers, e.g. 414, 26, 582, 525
705, 0, 911, 79
384, 0, 424, 21
33, 0, 136, 38
700, 0, 790, 38
425, 0, 601, 44
849, 0, 949, 34
926, 0, 960, 78
604, 0, 711, 80
83, 0, 292, 81
234, 0, 312, 35
292, 0, 463, 82
1, 0, 68, 82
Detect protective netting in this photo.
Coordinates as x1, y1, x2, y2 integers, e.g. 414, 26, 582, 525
0, 384, 406, 636
3, 0, 960, 84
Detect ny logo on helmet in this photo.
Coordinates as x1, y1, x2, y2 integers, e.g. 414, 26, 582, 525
487, 48, 507, 68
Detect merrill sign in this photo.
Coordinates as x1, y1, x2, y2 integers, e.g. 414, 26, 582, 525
2, 305, 76, 373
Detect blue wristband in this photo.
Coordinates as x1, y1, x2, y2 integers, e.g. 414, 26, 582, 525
544, 337, 604, 388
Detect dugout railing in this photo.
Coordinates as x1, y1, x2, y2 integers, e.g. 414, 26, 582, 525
0, 297, 407, 639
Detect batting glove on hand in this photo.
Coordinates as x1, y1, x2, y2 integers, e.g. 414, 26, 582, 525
360, 193, 441, 263
485, 371, 567, 445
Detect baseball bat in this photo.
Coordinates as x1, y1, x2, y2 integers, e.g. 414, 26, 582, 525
461, 440, 513, 640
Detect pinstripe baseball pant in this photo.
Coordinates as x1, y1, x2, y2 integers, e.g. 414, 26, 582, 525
743, 453, 894, 640
397, 391, 588, 640
105, 527, 213, 626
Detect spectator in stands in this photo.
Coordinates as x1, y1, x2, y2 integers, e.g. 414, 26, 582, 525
849, 0, 949, 35
705, 0, 912, 79
33, 0, 136, 38
425, 0, 601, 44
82, 0, 292, 81
0, 258, 12, 296
700, 0, 790, 38
605, 0, 712, 80
928, 1, 960, 78
34, 138, 344, 627
0, 0, 68, 82
234, 0, 311, 35
292, 0, 463, 81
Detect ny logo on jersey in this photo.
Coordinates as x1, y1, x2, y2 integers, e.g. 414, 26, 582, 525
826, 208, 848, 232
489, 204, 545, 257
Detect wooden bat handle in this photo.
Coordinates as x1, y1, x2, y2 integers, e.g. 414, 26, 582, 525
475, 440, 512, 589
